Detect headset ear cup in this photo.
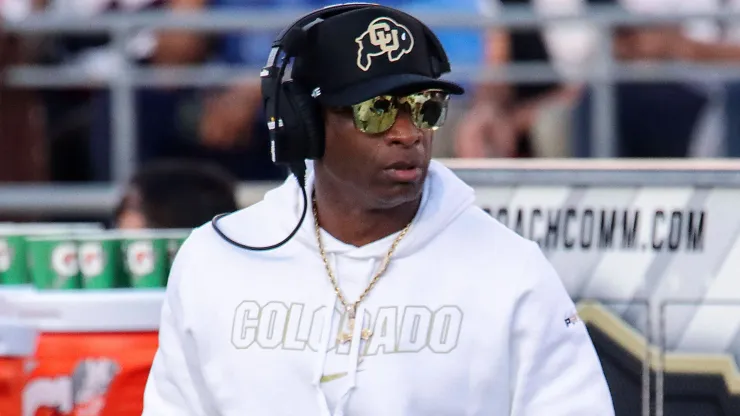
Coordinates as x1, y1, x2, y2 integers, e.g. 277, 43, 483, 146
283, 82, 325, 159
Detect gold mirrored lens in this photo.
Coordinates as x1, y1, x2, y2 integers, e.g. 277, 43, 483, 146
352, 96, 398, 134
351, 90, 449, 134
401, 90, 449, 131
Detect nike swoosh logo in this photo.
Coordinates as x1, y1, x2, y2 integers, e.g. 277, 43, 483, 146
320, 372, 348, 383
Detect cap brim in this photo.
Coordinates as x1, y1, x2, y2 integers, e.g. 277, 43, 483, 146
316, 73, 465, 107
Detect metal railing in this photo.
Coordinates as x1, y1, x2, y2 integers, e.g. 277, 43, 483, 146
577, 298, 653, 416
2, 158, 740, 216
574, 297, 740, 416
657, 299, 740, 416
4, 6, 740, 214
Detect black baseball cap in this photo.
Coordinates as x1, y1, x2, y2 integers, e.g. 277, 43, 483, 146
291, 6, 465, 107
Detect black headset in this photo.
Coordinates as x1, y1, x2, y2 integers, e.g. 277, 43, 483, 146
212, 3, 453, 251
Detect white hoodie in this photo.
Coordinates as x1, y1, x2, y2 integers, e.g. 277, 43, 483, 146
142, 160, 615, 416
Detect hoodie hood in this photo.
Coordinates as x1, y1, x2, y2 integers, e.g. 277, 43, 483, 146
255, 160, 475, 259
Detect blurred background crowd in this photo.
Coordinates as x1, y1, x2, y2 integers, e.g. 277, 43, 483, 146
2, 0, 740, 226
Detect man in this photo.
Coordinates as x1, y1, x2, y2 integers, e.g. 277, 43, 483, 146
142, 4, 614, 415
114, 160, 238, 230
456, 0, 581, 158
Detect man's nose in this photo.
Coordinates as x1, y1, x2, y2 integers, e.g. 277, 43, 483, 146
383, 109, 422, 147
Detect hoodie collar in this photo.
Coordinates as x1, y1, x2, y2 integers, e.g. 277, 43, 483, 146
217, 160, 475, 259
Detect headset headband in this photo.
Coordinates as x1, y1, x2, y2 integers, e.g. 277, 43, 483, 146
273, 3, 379, 47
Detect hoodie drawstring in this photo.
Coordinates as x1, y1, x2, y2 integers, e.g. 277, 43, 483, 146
332, 258, 377, 416
313, 254, 339, 416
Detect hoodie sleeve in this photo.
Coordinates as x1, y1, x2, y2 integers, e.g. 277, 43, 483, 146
142, 235, 216, 416
508, 241, 615, 416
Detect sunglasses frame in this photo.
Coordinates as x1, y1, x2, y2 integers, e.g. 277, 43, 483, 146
347, 89, 451, 135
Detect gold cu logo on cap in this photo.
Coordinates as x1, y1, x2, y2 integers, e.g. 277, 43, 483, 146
355, 17, 414, 72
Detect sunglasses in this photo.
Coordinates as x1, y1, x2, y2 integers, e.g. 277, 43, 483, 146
348, 89, 450, 134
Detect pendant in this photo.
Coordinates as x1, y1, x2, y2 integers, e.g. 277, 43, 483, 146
337, 306, 373, 344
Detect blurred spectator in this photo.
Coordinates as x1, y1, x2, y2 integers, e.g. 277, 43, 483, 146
457, 0, 740, 158
49, 0, 479, 181
190, 0, 290, 181
191, 0, 331, 181
0, 2, 48, 183
540, 0, 740, 157
719, 0, 740, 157
24, 0, 210, 183
114, 160, 239, 229
455, 0, 580, 158
404, 0, 485, 157
85, 0, 213, 182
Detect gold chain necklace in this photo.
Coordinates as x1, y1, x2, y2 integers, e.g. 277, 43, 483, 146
313, 197, 412, 344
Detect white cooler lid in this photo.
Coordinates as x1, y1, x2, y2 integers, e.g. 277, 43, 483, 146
0, 287, 165, 333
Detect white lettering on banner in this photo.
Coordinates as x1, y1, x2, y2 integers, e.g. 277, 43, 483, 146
73, 359, 120, 405
230, 302, 464, 355
23, 377, 73, 416
22, 358, 119, 416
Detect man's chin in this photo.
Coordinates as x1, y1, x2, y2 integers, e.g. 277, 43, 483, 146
372, 180, 425, 209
